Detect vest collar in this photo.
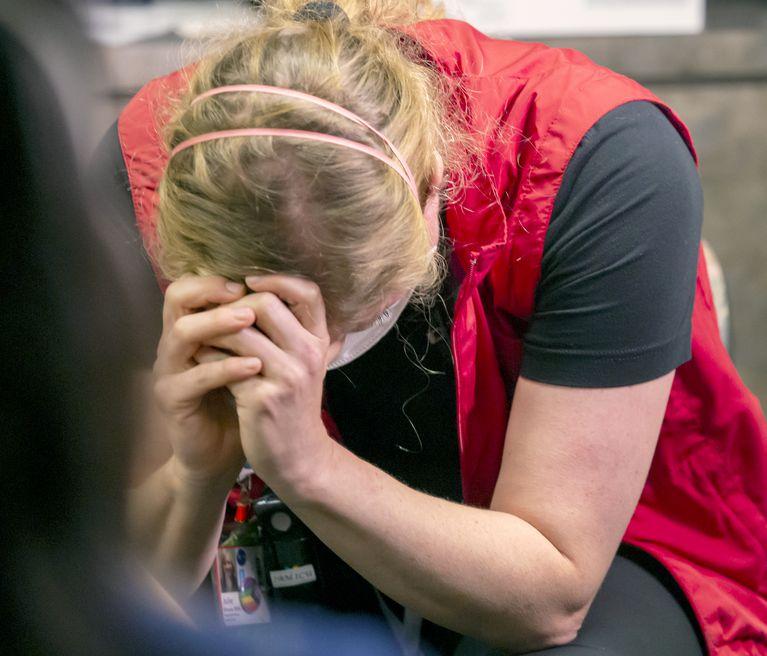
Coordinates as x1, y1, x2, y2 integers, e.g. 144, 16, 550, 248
442, 163, 511, 279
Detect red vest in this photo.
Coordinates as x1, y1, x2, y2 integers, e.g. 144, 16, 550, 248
119, 18, 767, 655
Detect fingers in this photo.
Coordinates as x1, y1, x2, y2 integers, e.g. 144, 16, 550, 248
244, 275, 329, 342
159, 275, 330, 385
205, 326, 294, 377
157, 306, 256, 376
155, 354, 262, 412
163, 274, 247, 330
193, 345, 229, 364
227, 291, 319, 356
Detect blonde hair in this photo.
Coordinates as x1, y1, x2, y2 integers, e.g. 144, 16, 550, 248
157, 0, 482, 334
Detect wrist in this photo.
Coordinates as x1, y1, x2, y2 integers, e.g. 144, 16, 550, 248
269, 437, 341, 509
165, 456, 242, 502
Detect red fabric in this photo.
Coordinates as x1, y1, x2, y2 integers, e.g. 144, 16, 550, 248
118, 18, 767, 655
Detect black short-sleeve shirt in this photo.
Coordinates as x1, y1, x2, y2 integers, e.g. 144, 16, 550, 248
520, 100, 703, 387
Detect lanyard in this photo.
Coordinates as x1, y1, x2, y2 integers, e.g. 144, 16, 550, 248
373, 587, 424, 656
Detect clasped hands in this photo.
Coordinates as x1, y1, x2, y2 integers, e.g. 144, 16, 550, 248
152, 273, 337, 496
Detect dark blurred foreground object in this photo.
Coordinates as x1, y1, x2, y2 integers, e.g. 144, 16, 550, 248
0, 3, 151, 653
0, 2, 400, 653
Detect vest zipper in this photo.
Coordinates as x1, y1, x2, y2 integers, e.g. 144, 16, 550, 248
451, 250, 479, 502
468, 252, 478, 280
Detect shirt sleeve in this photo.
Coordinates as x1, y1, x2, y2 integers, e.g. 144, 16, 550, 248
519, 100, 704, 388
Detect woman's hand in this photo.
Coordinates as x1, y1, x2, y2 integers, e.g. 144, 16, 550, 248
152, 274, 264, 487
195, 274, 335, 493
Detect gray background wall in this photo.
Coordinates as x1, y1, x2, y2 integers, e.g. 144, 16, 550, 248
91, 0, 766, 407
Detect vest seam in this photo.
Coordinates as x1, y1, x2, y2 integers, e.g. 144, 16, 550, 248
116, 112, 151, 258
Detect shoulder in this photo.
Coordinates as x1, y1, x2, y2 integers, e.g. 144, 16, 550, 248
118, 64, 194, 161
116, 65, 196, 241
120, 65, 192, 124
401, 18, 602, 79
552, 100, 700, 222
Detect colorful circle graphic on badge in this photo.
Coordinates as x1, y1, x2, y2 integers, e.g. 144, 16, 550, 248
239, 577, 262, 614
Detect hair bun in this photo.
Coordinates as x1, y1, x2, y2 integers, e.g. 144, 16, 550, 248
293, 1, 350, 24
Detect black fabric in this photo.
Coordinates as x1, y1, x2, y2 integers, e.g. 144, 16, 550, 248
520, 100, 704, 387
323, 227, 462, 503
453, 550, 706, 655
323, 223, 464, 654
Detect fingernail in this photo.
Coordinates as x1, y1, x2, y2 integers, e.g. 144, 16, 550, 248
232, 308, 253, 321
245, 275, 261, 286
243, 357, 261, 371
226, 281, 244, 294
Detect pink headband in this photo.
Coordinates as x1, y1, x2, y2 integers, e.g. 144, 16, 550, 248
168, 84, 419, 201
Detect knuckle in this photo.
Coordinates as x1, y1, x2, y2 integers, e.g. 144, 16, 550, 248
308, 283, 323, 306
164, 281, 183, 308
258, 382, 282, 407
281, 364, 306, 388
170, 317, 192, 343
259, 292, 282, 313
302, 344, 324, 373
279, 365, 297, 387
152, 376, 171, 403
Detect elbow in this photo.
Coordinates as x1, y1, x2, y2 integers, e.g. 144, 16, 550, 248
530, 560, 594, 649
460, 555, 593, 652
536, 597, 591, 650
536, 588, 592, 649
545, 609, 584, 648
476, 607, 584, 654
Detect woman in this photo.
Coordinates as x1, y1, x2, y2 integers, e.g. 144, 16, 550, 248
113, 1, 767, 654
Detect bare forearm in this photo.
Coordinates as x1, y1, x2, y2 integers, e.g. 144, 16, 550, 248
273, 443, 583, 652
125, 457, 234, 601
